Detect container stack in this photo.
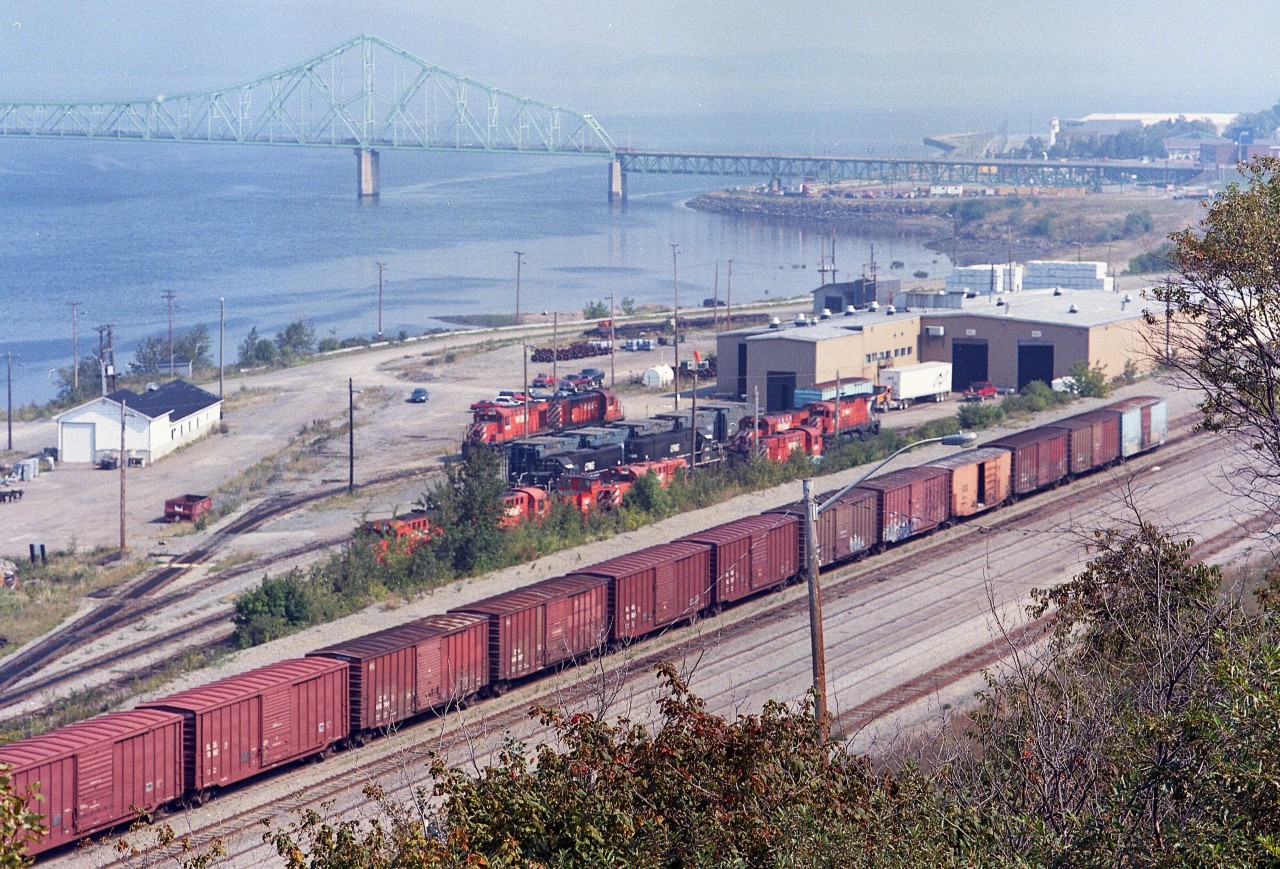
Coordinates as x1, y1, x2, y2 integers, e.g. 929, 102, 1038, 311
944, 263, 1024, 296
793, 377, 875, 406
1023, 260, 1113, 292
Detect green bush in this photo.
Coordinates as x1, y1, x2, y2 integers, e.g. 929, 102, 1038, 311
958, 402, 1006, 430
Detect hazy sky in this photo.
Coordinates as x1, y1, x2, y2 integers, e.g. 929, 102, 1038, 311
2, 1, 1277, 139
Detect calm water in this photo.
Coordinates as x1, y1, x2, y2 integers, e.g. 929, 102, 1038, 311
0, 128, 945, 405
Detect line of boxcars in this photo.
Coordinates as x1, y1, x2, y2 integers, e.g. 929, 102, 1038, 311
0, 396, 1167, 857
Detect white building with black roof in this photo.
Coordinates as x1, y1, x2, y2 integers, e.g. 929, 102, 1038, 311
55, 380, 223, 465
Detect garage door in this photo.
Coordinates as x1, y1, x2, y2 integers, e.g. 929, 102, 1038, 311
1017, 343, 1054, 391
951, 341, 989, 392
61, 422, 96, 463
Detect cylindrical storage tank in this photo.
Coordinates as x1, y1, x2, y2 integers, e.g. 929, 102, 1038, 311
1106, 396, 1168, 456
0, 709, 185, 856
138, 658, 349, 793
451, 573, 610, 685
983, 427, 1070, 495
680, 513, 801, 606
924, 447, 1012, 517
576, 542, 713, 643
1046, 410, 1121, 474
854, 466, 952, 543
308, 613, 489, 735
766, 486, 879, 567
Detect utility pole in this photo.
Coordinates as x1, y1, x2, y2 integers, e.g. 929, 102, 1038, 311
5, 352, 11, 452
161, 290, 177, 378
609, 289, 616, 388
513, 251, 524, 326
803, 479, 828, 735
348, 378, 355, 494
67, 301, 81, 393
218, 297, 225, 402
726, 259, 733, 329
713, 260, 720, 328
119, 399, 127, 552
375, 262, 386, 340
552, 312, 559, 383
670, 243, 680, 410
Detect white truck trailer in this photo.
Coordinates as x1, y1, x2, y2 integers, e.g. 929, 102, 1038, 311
880, 361, 953, 408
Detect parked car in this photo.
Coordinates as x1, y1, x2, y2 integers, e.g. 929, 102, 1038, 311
470, 395, 522, 410
407, 387, 429, 403
580, 368, 606, 387
963, 381, 998, 402
561, 374, 594, 391
532, 372, 556, 389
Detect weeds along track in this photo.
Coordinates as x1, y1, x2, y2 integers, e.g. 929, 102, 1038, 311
0, 465, 439, 694
75, 425, 1237, 867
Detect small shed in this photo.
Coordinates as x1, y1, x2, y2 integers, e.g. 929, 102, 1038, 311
55, 380, 222, 465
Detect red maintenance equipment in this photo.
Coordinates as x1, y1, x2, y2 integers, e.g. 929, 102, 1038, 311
363, 510, 436, 560
803, 393, 881, 442
163, 493, 212, 522
558, 456, 688, 515
499, 486, 552, 528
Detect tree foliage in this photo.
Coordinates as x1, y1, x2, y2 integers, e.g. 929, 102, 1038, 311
581, 299, 609, 320
1148, 156, 1280, 494
131, 325, 212, 375
0, 765, 44, 867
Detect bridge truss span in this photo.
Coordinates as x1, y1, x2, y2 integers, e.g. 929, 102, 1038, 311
0, 35, 616, 195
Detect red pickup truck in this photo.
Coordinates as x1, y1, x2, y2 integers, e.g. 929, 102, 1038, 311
963, 381, 998, 402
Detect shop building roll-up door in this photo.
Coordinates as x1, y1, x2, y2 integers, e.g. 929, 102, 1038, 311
1017, 343, 1054, 391
950, 341, 988, 392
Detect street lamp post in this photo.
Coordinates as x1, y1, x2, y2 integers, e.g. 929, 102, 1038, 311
803, 431, 977, 736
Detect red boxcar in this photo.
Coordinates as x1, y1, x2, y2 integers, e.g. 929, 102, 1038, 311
767, 486, 880, 567
0, 709, 185, 855
983, 427, 1070, 495
680, 514, 801, 606
924, 447, 1013, 517
854, 466, 951, 543
1047, 411, 1122, 475
451, 574, 610, 685
576, 542, 714, 643
308, 614, 489, 737
138, 658, 349, 795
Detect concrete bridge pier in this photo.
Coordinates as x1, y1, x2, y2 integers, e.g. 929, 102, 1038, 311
607, 158, 626, 202
356, 148, 380, 199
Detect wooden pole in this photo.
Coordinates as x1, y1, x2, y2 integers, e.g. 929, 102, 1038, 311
119, 399, 127, 552
803, 479, 828, 737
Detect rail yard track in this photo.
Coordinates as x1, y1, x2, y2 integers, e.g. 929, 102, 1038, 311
54, 416, 1270, 869
0, 465, 440, 698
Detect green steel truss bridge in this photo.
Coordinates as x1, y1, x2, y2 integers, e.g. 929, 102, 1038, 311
0, 34, 1205, 197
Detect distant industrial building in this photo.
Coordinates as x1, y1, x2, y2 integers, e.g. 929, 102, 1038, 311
717, 309, 921, 411
720, 287, 1154, 407
810, 277, 901, 316
55, 380, 223, 465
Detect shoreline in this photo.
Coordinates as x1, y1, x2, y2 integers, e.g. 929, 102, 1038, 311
686, 188, 1202, 269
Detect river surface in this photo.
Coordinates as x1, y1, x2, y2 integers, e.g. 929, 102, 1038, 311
0, 129, 946, 405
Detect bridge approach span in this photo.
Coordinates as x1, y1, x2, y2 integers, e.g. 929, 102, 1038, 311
615, 148, 1205, 191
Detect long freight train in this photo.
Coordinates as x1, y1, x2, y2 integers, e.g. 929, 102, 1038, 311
1, 396, 1167, 857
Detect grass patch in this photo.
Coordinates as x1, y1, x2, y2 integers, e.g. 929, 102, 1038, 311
0, 550, 149, 655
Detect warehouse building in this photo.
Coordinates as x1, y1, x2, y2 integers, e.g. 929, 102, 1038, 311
717, 310, 921, 410
919, 289, 1150, 392
716, 288, 1155, 408
55, 380, 223, 465
810, 277, 901, 315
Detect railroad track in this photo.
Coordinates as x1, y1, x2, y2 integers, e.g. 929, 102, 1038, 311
0, 466, 439, 693
66, 424, 1239, 867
